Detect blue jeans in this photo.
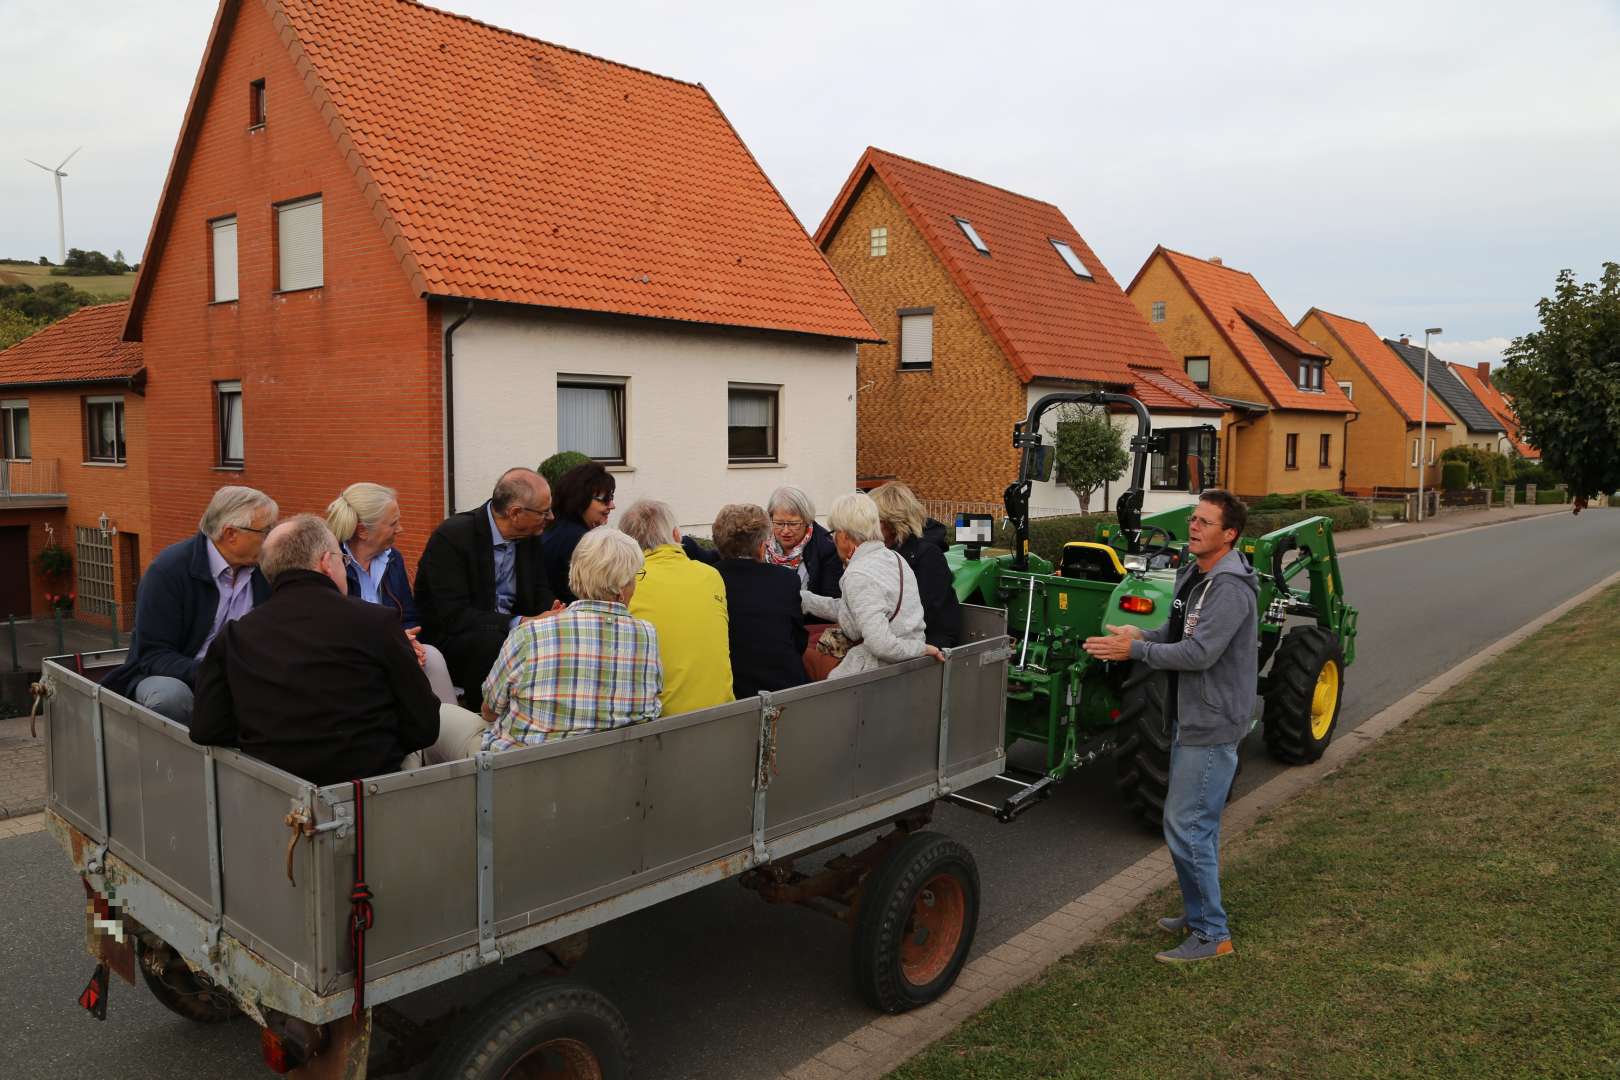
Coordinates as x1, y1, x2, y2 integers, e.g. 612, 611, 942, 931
1164, 738, 1240, 942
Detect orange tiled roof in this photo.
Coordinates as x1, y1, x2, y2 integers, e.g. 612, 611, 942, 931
1303, 309, 1451, 424
129, 0, 875, 342
1450, 362, 1539, 458
815, 148, 1222, 412
0, 303, 142, 387
1137, 248, 1356, 414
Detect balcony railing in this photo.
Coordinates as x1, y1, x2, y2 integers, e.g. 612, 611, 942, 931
0, 458, 65, 500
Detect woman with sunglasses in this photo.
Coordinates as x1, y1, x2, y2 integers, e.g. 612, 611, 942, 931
541, 462, 618, 604
325, 482, 458, 704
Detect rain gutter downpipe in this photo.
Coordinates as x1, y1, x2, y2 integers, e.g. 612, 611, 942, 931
442, 300, 475, 515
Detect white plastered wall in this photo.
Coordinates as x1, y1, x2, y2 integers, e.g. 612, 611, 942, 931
1023, 381, 1225, 517
451, 309, 857, 533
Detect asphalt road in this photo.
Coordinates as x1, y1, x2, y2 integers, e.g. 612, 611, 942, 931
4, 510, 1618, 1079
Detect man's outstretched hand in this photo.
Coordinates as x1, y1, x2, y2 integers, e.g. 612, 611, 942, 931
1082, 623, 1142, 662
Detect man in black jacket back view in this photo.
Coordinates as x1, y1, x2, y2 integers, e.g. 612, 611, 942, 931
190, 515, 449, 787
415, 468, 559, 706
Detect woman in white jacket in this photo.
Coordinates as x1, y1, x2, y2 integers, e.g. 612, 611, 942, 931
802, 493, 943, 678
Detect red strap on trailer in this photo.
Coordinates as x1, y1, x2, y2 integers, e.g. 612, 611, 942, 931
347, 779, 374, 1019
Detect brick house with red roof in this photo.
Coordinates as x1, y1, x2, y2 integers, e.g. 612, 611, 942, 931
815, 149, 1226, 514
0, 303, 151, 625
1450, 362, 1537, 459
1295, 308, 1461, 494
1127, 248, 1358, 499
123, 0, 874, 557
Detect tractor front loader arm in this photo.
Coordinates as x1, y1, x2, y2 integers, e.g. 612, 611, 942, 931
1243, 517, 1358, 667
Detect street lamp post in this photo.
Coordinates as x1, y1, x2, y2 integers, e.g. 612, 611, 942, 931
1416, 326, 1442, 522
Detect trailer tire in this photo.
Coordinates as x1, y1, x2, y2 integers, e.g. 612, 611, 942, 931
852, 831, 979, 1014
429, 980, 630, 1080
1263, 626, 1345, 764
1114, 663, 1171, 829
136, 937, 238, 1024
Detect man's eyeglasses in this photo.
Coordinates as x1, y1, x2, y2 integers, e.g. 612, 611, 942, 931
234, 524, 272, 536
513, 504, 555, 521
1189, 515, 1225, 529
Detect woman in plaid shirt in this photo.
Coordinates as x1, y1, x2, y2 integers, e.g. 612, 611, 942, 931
481, 528, 663, 748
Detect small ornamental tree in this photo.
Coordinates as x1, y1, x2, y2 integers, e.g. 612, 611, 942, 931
1499, 263, 1620, 506
538, 450, 592, 488
1052, 405, 1128, 512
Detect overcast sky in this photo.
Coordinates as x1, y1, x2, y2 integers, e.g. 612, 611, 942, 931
5, 0, 1618, 364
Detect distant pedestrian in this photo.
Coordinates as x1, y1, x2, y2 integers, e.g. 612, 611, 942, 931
1083, 489, 1259, 963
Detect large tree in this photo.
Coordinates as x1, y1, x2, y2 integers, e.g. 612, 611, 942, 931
1499, 262, 1620, 505
1053, 404, 1128, 512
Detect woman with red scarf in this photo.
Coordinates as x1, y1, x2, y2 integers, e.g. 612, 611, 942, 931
761, 485, 842, 600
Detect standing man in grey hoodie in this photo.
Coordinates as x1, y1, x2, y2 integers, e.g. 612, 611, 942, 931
1084, 489, 1258, 963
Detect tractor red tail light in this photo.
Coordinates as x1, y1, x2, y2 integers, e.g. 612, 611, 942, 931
1119, 596, 1155, 615
261, 1027, 294, 1074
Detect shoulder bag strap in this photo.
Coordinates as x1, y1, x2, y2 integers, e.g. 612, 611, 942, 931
890, 552, 905, 621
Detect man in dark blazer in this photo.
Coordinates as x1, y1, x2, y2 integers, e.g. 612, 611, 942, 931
190, 515, 441, 786
416, 468, 560, 706
103, 486, 278, 725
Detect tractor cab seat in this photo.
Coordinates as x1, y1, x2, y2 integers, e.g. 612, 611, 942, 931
1057, 542, 1126, 584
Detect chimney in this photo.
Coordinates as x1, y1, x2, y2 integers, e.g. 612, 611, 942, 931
1208, 256, 1223, 265
1399, 335, 1410, 347
1478, 362, 1491, 381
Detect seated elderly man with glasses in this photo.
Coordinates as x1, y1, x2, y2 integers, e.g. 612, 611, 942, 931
416, 467, 564, 709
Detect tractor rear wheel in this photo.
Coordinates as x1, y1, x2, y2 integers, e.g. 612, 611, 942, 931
1263, 626, 1345, 764
1114, 662, 1171, 828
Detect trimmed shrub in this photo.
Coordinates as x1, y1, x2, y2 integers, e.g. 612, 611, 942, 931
1440, 462, 1469, 491
537, 451, 592, 487
1534, 488, 1566, 505
1018, 504, 1370, 564
1250, 489, 1352, 511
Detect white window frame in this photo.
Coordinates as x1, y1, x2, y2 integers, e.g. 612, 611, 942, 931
85, 395, 126, 465
1151, 301, 1166, 323
276, 195, 323, 292
216, 380, 244, 468
727, 383, 780, 464
1428, 437, 1437, 465
1411, 438, 1421, 467
954, 217, 990, 255
869, 227, 888, 257
1, 399, 29, 461
898, 308, 934, 370
1050, 239, 1092, 279
211, 216, 238, 303
1338, 380, 1354, 400
556, 376, 628, 465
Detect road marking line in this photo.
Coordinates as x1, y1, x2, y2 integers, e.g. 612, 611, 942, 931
777, 565, 1620, 1080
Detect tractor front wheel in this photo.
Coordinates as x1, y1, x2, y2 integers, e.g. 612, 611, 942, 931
1262, 626, 1345, 764
1113, 663, 1171, 828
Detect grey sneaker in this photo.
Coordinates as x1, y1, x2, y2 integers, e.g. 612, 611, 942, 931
1156, 914, 1187, 935
1155, 935, 1234, 964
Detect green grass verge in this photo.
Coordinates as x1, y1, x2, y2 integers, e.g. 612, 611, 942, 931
891, 583, 1620, 1080
0, 262, 136, 299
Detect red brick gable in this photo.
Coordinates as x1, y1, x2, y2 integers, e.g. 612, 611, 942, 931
128, 0, 875, 343
815, 148, 1220, 411
1137, 247, 1357, 414
0, 303, 142, 387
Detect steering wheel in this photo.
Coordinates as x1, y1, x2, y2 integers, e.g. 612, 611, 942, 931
1134, 525, 1175, 561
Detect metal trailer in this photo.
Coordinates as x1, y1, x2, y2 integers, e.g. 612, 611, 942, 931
41, 606, 1011, 1078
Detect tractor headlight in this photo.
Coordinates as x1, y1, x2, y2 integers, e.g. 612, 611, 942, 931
1122, 554, 1148, 573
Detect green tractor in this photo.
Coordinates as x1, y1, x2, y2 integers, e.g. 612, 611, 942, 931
947, 391, 1358, 826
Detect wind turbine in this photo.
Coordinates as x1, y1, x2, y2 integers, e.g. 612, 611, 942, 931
25, 147, 82, 265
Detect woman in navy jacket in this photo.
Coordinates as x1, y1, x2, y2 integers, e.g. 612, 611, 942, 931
683, 484, 842, 602
326, 483, 457, 702
710, 503, 809, 699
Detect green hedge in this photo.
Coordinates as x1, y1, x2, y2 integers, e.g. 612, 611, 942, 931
1609, 494, 1620, 508
1020, 505, 1369, 565
1534, 489, 1567, 505
1440, 462, 1469, 491
1249, 489, 1353, 511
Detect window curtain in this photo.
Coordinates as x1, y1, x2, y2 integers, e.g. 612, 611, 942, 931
558, 386, 622, 459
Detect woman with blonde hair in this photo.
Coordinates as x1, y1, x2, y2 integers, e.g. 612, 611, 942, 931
326, 483, 459, 705
869, 481, 962, 648
801, 492, 941, 679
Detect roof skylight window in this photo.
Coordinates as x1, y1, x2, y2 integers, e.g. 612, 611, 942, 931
954, 217, 990, 255
1051, 239, 1092, 279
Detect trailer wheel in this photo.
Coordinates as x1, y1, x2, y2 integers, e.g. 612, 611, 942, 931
1263, 626, 1345, 764
136, 937, 238, 1024
429, 980, 630, 1080
1113, 663, 1171, 828
852, 831, 979, 1014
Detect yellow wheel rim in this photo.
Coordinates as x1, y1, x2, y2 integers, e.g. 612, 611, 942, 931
1310, 660, 1340, 741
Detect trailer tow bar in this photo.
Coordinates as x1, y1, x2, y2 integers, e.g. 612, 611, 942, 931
945, 768, 1055, 822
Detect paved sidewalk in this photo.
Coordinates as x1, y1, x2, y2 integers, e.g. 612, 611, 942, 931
0, 716, 44, 819
1334, 500, 1571, 552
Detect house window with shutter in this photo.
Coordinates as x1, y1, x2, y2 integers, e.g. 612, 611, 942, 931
728, 385, 779, 463
211, 216, 238, 302
869, 227, 888, 257
217, 381, 244, 467
276, 195, 323, 291
898, 308, 934, 370
557, 377, 627, 465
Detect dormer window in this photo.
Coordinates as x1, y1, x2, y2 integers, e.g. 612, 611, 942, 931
1297, 357, 1324, 391
250, 79, 266, 128
1050, 239, 1092, 279
954, 217, 990, 255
